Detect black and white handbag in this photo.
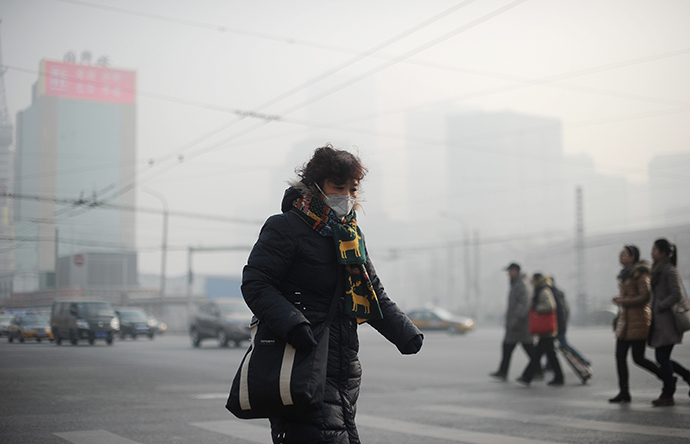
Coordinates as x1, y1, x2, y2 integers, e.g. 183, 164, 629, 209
226, 270, 343, 419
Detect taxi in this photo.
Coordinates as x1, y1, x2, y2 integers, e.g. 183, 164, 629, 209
406, 306, 475, 335
7, 314, 54, 343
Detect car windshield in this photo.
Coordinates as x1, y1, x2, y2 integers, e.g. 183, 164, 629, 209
76, 302, 115, 317
19, 315, 48, 326
0, 315, 14, 323
217, 301, 252, 316
432, 307, 456, 320
119, 309, 148, 322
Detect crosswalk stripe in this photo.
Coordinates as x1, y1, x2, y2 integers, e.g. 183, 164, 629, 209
192, 393, 228, 399
542, 397, 690, 416
190, 419, 271, 444
423, 405, 690, 439
54, 430, 141, 444
355, 414, 561, 444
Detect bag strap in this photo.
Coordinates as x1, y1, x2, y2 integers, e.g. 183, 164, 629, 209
323, 266, 345, 330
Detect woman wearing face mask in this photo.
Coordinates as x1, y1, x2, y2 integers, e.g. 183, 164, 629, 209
609, 245, 660, 403
241, 145, 423, 443
648, 238, 690, 406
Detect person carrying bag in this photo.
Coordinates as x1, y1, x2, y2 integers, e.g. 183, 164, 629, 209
517, 273, 564, 386
227, 145, 423, 444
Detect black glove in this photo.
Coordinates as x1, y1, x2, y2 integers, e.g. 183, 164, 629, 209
287, 323, 317, 351
401, 334, 423, 355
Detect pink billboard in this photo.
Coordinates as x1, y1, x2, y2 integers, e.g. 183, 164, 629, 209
40, 60, 136, 104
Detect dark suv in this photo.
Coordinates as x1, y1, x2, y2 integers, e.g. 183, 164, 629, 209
116, 307, 156, 340
51, 301, 119, 345
189, 299, 252, 348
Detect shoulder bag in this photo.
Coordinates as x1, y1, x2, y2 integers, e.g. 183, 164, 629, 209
528, 309, 557, 335
673, 277, 690, 334
226, 268, 344, 419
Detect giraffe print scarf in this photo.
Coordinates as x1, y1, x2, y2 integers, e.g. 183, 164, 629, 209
291, 195, 383, 322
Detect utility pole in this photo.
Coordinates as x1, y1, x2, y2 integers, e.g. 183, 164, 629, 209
54, 228, 58, 300
185, 245, 253, 321
440, 212, 471, 313
473, 229, 480, 320
575, 186, 587, 324
142, 188, 168, 302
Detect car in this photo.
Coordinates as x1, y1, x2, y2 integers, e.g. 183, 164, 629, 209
588, 308, 618, 327
148, 316, 167, 334
51, 300, 119, 345
0, 314, 14, 336
406, 306, 475, 334
7, 314, 54, 343
190, 299, 252, 348
116, 307, 156, 340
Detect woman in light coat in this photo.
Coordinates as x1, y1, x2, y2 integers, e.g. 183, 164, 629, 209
648, 238, 690, 406
609, 245, 660, 403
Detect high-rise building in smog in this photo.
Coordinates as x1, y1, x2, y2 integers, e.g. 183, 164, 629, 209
446, 110, 566, 236
13, 59, 137, 295
0, 26, 13, 299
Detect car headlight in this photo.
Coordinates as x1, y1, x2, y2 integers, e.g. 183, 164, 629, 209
147, 318, 157, 327
45, 326, 51, 333
77, 319, 90, 329
110, 317, 120, 330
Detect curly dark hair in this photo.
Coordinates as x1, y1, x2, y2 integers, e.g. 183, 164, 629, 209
296, 144, 367, 188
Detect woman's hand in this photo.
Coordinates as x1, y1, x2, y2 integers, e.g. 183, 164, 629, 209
612, 297, 623, 305
401, 334, 423, 355
287, 323, 317, 351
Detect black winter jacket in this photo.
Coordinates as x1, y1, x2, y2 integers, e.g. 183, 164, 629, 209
241, 188, 422, 444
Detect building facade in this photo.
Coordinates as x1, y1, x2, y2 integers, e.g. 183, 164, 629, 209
13, 59, 137, 294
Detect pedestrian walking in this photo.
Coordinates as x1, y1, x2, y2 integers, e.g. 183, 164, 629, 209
609, 245, 660, 403
489, 263, 537, 381
648, 238, 690, 406
548, 277, 592, 383
240, 145, 423, 443
517, 273, 564, 386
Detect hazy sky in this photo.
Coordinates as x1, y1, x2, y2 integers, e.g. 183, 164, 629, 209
2, 0, 689, 277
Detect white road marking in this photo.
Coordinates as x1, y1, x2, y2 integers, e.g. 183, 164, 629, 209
355, 414, 562, 444
546, 397, 690, 415
192, 393, 228, 399
54, 430, 141, 444
424, 404, 690, 439
190, 419, 271, 444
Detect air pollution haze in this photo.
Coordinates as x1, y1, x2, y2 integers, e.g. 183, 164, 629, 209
1, 0, 689, 320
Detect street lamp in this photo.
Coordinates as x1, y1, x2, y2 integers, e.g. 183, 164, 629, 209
142, 188, 168, 300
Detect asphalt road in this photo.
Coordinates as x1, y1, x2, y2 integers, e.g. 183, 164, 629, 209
2, 325, 690, 443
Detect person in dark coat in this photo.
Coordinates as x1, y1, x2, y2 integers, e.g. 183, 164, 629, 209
489, 263, 536, 381
549, 277, 590, 365
648, 238, 690, 406
242, 145, 423, 443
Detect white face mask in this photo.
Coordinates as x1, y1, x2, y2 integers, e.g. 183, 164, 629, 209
315, 183, 355, 218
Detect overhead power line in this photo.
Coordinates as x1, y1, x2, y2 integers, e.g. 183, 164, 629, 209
88, 0, 529, 209
2, 193, 264, 225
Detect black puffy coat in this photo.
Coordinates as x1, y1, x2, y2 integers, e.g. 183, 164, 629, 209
241, 188, 422, 444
